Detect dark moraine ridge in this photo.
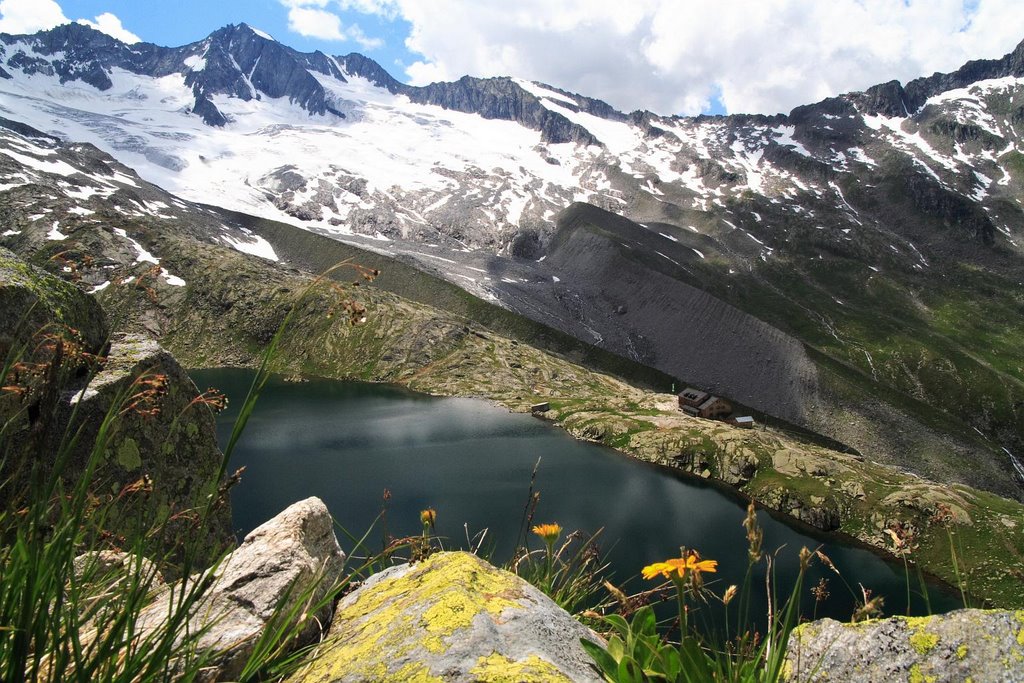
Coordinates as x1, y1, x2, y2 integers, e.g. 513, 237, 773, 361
514, 203, 823, 425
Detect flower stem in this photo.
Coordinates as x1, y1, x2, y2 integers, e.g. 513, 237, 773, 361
673, 576, 687, 647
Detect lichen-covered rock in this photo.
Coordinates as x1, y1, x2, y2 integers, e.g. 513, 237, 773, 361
0, 246, 107, 449
46, 332, 233, 564
290, 551, 603, 682
784, 609, 1024, 682
139, 497, 345, 682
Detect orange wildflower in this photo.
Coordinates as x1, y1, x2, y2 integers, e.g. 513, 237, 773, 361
531, 523, 562, 542
642, 550, 718, 581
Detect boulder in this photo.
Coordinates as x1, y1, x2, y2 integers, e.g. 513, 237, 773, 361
784, 609, 1024, 682
73, 550, 165, 590
290, 551, 603, 682
51, 333, 233, 564
139, 497, 345, 682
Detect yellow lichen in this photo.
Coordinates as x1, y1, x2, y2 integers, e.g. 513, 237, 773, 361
285, 552, 528, 682
421, 635, 447, 654
907, 664, 936, 683
392, 662, 444, 682
469, 653, 570, 682
909, 629, 939, 655
957, 643, 969, 659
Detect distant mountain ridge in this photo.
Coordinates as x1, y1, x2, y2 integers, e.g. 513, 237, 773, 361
0, 22, 611, 144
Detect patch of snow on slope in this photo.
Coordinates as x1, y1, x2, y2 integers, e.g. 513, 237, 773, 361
772, 126, 812, 157
249, 27, 276, 41
512, 79, 576, 106
112, 227, 158, 264
221, 233, 279, 261
46, 221, 66, 240
924, 76, 1024, 109
536, 97, 640, 155
846, 147, 877, 167
863, 113, 958, 180
729, 139, 765, 192
161, 270, 185, 286
972, 171, 992, 201
0, 175, 31, 191
183, 55, 207, 71
0, 148, 79, 176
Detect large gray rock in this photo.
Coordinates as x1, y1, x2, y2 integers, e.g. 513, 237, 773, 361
289, 551, 602, 682
139, 497, 345, 682
784, 609, 1024, 682
52, 332, 233, 565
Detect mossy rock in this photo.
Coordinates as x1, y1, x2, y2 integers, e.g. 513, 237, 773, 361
0, 246, 108, 359
290, 552, 602, 682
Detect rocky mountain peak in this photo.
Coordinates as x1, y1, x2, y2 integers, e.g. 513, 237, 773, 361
844, 36, 1024, 118
182, 23, 348, 125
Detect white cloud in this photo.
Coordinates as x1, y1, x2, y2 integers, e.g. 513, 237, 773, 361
0, 0, 68, 34
287, 6, 347, 40
0, 0, 141, 45
77, 12, 141, 44
281, 0, 383, 47
339, 0, 1024, 116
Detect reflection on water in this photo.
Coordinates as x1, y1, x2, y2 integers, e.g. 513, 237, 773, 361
192, 368, 960, 629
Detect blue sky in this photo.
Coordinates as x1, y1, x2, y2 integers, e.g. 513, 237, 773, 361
57, 0, 417, 75
3, 0, 1024, 117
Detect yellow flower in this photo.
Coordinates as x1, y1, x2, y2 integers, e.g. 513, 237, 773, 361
420, 508, 436, 527
642, 551, 718, 581
686, 553, 718, 575
532, 523, 562, 542
642, 558, 689, 580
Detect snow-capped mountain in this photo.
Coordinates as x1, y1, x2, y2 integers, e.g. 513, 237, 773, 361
1, 22, 1023, 485
1, 23, 1021, 261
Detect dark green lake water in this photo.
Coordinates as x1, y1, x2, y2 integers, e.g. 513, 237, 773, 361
191, 368, 959, 627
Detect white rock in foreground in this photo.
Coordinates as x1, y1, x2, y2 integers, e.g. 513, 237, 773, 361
139, 497, 345, 681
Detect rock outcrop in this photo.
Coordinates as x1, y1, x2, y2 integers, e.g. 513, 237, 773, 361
289, 551, 603, 682
139, 497, 345, 682
784, 609, 1024, 682
0, 248, 231, 565
51, 332, 233, 563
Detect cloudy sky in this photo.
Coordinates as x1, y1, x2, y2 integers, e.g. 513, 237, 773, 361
2, 0, 1023, 116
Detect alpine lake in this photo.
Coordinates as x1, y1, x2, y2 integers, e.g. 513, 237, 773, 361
191, 368, 960, 631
